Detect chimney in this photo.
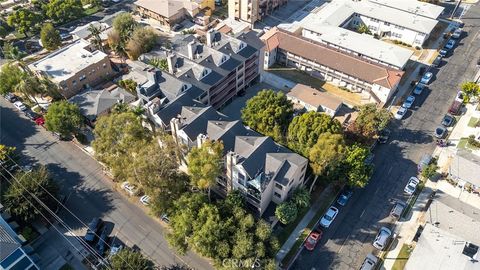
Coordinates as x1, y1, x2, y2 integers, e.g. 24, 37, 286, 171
166, 54, 177, 74
206, 29, 215, 47
187, 41, 196, 60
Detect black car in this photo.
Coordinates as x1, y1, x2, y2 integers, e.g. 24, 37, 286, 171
434, 126, 447, 139
95, 226, 109, 255
378, 129, 391, 144
84, 218, 103, 242
441, 115, 454, 127
24, 110, 40, 120
432, 55, 442, 67
5, 93, 17, 102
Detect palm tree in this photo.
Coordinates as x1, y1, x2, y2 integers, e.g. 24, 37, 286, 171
88, 23, 104, 52
15, 76, 44, 107
40, 77, 65, 100
357, 23, 372, 35
149, 58, 168, 72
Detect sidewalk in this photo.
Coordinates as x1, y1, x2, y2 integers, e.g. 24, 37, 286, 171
276, 184, 336, 264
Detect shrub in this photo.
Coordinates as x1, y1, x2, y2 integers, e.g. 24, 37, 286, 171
275, 201, 298, 225
468, 135, 480, 148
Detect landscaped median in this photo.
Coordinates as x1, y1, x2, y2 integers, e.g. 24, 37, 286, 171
279, 185, 340, 268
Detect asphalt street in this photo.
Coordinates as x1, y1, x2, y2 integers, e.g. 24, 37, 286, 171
292, 3, 480, 270
0, 101, 213, 269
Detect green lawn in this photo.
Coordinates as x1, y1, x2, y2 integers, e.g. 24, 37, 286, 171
458, 138, 468, 149
84, 6, 102, 16
467, 117, 479, 128
391, 244, 413, 270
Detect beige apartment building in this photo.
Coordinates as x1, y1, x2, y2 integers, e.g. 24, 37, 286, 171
28, 39, 112, 98
228, 0, 287, 24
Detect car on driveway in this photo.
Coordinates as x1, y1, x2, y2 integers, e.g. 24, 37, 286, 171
378, 129, 391, 144
420, 72, 433, 84
336, 190, 353, 206
4, 93, 17, 102
319, 206, 339, 228
373, 227, 392, 250
394, 107, 407, 120
121, 181, 136, 196
445, 39, 456, 50
140, 195, 150, 205
413, 84, 424, 95
304, 230, 322, 251
402, 95, 415, 109
434, 126, 447, 138
404, 177, 420, 195
441, 115, 454, 127
14, 101, 27, 111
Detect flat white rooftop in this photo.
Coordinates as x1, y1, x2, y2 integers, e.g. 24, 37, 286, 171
29, 39, 107, 83
310, 0, 440, 34
303, 25, 413, 68
368, 0, 444, 19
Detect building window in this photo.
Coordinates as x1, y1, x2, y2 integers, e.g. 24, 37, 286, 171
370, 18, 379, 23
274, 192, 281, 198
384, 22, 390, 26
275, 183, 283, 190
72, 80, 77, 86
394, 25, 405, 30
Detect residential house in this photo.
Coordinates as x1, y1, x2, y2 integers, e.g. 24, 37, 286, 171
228, 0, 288, 25
69, 83, 136, 124
261, 28, 404, 105
287, 84, 343, 117
28, 39, 113, 98
449, 150, 480, 192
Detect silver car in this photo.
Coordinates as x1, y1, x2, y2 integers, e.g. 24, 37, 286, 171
373, 227, 392, 250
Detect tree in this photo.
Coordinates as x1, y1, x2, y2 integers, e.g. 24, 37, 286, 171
343, 145, 373, 188
160, 264, 192, 270
191, 204, 225, 258
110, 248, 153, 270
149, 58, 168, 71
0, 64, 24, 95
421, 163, 438, 180
275, 201, 297, 224
7, 8, 42, 36
107, 29, 126, 57
287, 111, 342, 156
309, 132, 346, 176
461, 82, 480, 103
2, 42, 27, 60
4, 166, 58, 222
0, 25, 7, 39
40, 23, 61, 51
292, 187, 310, 208
126, 27, 158, 60
45, 101, 83, 137
0, 144, 16, 162
15, 76, 44, 107
93, 112, 150, 179
112, 13, 137, 41
355, 103, 392, 137
186, 140, 223, 200
45, 0, 83, 24
241, 89, 293, 142
118, 79, 138, 94
357, 23, 372, 35
87, 23, 104, 52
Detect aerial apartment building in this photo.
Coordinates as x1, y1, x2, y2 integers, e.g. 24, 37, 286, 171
228, 0, 288, 25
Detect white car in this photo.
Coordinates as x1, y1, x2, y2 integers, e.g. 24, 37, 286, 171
420, 72, 433, 84
455, 91, 464, 102
402, 95, 415, 109
451, 28, 462, 39
319, 206, 339, 228
14, 101, 27, 111
140, 195, 150, 205
121, 181, 136, 196
394, 107, 407, 120
373, 227, 392, 250
404, 176, 420, 195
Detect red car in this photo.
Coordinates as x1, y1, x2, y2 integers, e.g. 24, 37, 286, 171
35, 116, 45, 126
304, 230, 323, 251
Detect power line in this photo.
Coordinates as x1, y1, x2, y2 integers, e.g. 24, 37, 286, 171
0, 163, 110, 268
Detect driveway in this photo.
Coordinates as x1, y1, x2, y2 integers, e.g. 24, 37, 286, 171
291, 2, 480, 269
0, 99, 213, 269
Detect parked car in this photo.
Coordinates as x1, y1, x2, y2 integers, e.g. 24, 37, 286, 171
434, 126, 447, 139
319, 206, 339, 228
441, 115, 454, 127
172, 24, 183, 31
402, 95, 415, 109
431, 55, 442, 67
448, 100, 463, 115
304, 230, 322, 251
160, 213, 170, 223
14, 101, 27, 111
413, 84, 425, 95
373, 227, 392, 250
121, 182, 136, 196
140, 195, 150, 205
394, 107, 407, 120
336, 190, 353, 206
84, 218, 103, 242
4, 93, 17, 102
439, 48, 448, 57
24, 110, 40, 121
445, 39, 456, 50
360, 254, 379, 270
35, 116, 45, 126
390, 201, 406, 219
420, 72, 433, 84
451, 28, 462, 39
404, 176, 420, 195
378, 129, 391, 144
108, 244, 123, 258
455, 91, 464, 102
418, 154, 432, 172
95, 226, 109, 255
